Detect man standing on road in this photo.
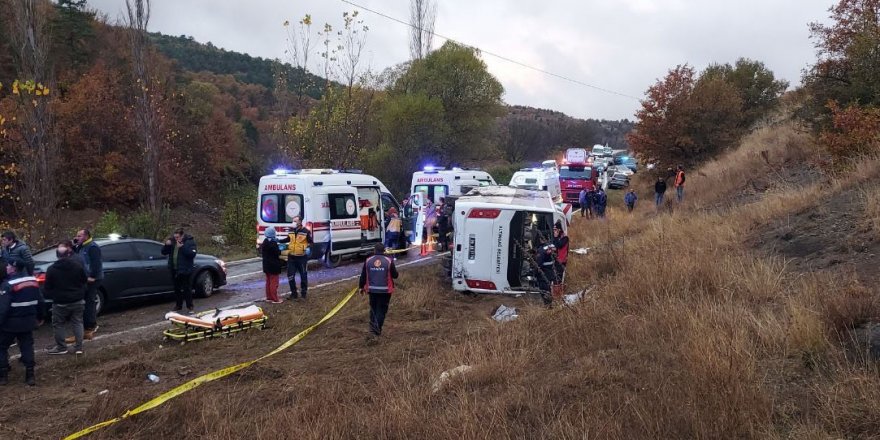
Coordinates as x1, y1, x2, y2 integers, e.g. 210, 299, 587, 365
654, 177, 668, 208
260, 227, 284, 304
73, 229, 102, 339
1, 231, 35, 276
594, 187, 608, 219
280, 216, 312, 299
46, 241, 87, 355
674, 164, 686, 202
0, 258, 43, 386
359, 243, 398, 338
161, 228, 198, 314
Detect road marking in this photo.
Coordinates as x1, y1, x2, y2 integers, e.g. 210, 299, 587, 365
13, 254, 442, 360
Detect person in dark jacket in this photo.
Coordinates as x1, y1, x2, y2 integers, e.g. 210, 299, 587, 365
624, 189, 638, 212
260, 227, 284, 304
359, 244, 399, 337
46, 241, 87, 355
161, 228, 198, 314
654, 177, 668, 208
578, 189, 589, 218
1, 231, 34, 276
280, 216, 313, 299
594, 188, 608, 219
535, 242, 556, 305
73, 229, 102, 339
0, 258, 43, 386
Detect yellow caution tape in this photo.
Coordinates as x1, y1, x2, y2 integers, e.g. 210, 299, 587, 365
64, 287, 359, 440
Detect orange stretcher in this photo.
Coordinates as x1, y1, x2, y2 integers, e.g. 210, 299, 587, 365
162, 305, 268, 344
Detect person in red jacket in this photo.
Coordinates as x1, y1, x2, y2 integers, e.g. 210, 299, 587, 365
359, 243, 398, 337
552, 222, 569, 279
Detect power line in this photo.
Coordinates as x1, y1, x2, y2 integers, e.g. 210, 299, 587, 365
339, 0, 641, 101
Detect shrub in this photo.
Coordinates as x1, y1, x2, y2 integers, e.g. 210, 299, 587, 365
94, 210, 122, 237
123, 206, 171, 240
221, 185, 256, 248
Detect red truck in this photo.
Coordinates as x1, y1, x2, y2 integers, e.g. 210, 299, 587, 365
558, 148, 599, 206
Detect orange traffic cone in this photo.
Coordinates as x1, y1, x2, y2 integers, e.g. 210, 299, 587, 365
420, 241, 427, 256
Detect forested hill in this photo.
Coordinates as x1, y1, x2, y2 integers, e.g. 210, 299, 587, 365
150, 33, 326, 98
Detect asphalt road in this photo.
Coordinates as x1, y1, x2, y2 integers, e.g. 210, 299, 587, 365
23, 248, 438, 356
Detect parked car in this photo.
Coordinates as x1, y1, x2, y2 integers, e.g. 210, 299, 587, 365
608, 172, 631, 189
32, 237, 227, 315
610, 165, 634, 177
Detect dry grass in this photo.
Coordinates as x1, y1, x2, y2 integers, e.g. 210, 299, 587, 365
11, 122, 880, 439
861, 185, 880, 239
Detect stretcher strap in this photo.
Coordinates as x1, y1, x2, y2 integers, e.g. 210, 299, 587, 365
64, 287, 359, 440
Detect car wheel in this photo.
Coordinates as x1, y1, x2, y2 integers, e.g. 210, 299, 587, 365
327, 253, 343, 268
194, 271, 214, 298
95, 288, 107, 316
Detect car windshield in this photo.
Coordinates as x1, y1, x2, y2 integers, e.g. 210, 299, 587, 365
559, 166, 591, 179
32, 248, 59, 264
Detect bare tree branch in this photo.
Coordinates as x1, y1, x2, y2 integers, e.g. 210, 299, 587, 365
409, 0, 436, 60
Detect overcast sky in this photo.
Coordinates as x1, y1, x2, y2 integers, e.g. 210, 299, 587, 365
88, 0, 834, 120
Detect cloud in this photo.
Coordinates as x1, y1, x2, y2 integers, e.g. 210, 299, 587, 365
87, 0, 833, 120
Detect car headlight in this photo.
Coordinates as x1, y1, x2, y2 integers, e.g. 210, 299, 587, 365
215, 259, 227, 274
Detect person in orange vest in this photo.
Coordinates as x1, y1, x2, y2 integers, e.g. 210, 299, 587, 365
280, 216, 313, 299
359, 243, 398, 337
674, 164, 686, 202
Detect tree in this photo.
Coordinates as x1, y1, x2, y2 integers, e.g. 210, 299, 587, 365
393, 41, 504, 162
702, 58, 788, 127
409, 0, 436, 60
8, 0, 58, 236
50, 0, 95, 74
804, 0, 880, 124
498, 117, 547, 163
627, 65, 696, 163
125, 0, 161, 214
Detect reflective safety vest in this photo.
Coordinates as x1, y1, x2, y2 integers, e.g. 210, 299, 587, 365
386, 217, 402, 233
364, 255, 394, 294
675, 170, 686, 187
289, 228, 310, 257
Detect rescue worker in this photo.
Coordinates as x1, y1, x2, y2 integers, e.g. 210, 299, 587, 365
1, 231, 34, 276
437, 197, 450, 251
552, 223, 569, 279
578, 188, 588, 218
73, 229, 102, 339
0, 258, 43, 386
674, 164, 686, 202
280, 216, 313, 299
385, 210, 402, 250
624, 189, 638, 212
260, 227, 284, 304
594, 187, 608, 219
161, 228, 198, 314
359, 243, 398, 337
535, 242, 556, 305
46, 241, 87, 355
654, 177, 668, 208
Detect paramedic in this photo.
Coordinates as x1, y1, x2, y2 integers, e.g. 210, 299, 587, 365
161, 228, 198, 314
536, 242, 556, 305
281, 216, 313, 299
385, 210, 402, 250
260, 227, 285, 304
552, 223, 569, 279
359, 244, 398, 336
0, 258, 43, 386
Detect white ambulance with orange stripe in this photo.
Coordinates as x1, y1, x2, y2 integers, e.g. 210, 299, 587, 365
256, 169, 403, 267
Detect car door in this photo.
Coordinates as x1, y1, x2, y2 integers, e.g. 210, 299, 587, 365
132, 241, 173, 295
99, 242, 141, 300
325, 190, 362, 254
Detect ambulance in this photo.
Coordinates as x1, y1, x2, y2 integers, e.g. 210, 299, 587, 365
256, 169, 403, 267
450, 186, 569, 295
508, 162, 562, 201
410, 167, 496, 204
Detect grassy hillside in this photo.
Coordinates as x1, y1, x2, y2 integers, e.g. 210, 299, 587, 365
13, 115, 880, 438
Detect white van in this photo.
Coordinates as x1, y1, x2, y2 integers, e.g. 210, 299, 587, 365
410, 167, 496, 205
257, 169, 403, 266
509, 167, 562, 201
450, 187, 569, 295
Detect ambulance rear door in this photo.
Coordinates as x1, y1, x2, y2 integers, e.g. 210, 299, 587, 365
318, 188, 362, 255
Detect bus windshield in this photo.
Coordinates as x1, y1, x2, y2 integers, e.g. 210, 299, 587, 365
559, 166, 591, 179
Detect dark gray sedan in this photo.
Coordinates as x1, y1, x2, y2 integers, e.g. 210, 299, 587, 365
33, 237, 227, 315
